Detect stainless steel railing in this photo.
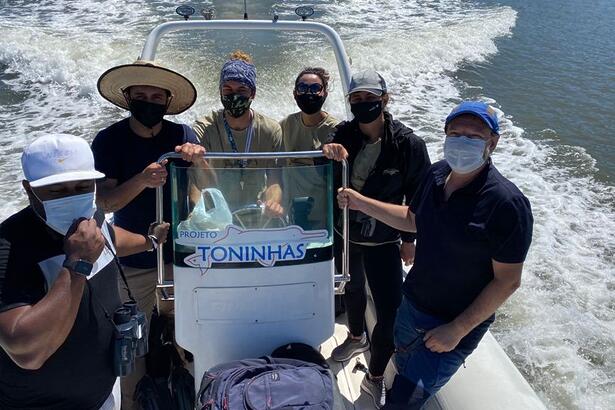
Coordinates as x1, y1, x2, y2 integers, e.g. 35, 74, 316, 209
155, 151, 350, 301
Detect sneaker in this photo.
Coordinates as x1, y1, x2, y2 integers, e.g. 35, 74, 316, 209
361, 374, 386, 408
331, 333, 369, 362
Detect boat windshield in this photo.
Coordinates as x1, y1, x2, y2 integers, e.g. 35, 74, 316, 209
170, 158, 334, 270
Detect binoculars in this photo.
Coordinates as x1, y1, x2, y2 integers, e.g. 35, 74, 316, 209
113, 301, 148, 377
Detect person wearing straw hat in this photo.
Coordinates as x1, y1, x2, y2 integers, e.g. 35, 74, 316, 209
0, 134, 169, 410
93, 60, 208, 410
193, 50, 285, 218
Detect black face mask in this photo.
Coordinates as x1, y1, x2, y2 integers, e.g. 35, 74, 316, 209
129, 99, 167, 128
295, 93, 326, 115
350, 100, 383, 124
221, 94, 252, 118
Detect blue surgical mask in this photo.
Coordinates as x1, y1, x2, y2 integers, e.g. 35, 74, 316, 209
443, 136, 488, 174
39, 192, 97, 235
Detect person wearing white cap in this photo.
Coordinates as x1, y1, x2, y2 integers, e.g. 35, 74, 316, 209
0, 134, 169, 410
322, 70, 431, 407
94, 60, 211, 409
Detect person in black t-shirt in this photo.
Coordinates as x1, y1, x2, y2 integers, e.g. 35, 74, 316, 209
327, 101, 533, 409
0, 134, 169, 410
93, 60, 213, 409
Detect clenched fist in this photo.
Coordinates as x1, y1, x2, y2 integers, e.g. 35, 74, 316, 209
64, 218, 105, 263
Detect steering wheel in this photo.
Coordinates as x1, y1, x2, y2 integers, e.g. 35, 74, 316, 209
231, 204, 287, 230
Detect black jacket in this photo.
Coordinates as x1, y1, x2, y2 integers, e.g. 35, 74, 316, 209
329, 112, 430, 244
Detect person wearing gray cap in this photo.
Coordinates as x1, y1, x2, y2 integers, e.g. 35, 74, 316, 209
0, 134, 169, 410
323, 70, 431, 407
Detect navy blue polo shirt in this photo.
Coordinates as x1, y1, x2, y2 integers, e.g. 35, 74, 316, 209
403, 160, 533, 321
92, 118, 197, 268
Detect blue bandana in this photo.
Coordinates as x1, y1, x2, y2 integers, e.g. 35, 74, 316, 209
219, 59, 256, 92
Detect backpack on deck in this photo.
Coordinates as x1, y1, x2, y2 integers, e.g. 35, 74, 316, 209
197, 356, 334, 410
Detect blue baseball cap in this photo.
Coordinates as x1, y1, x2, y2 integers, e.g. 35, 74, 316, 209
445, 101, 499, 135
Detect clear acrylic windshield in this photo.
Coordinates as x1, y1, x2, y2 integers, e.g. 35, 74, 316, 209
170, 158, 334, 270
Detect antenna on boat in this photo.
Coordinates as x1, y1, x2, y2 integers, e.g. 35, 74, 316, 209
295, 6, 314, 21
243, 0, 248, 20
201, 7, 215, 20
176, 5, 195, 20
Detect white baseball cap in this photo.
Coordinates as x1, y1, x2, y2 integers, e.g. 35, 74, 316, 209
21, 134, 105, 188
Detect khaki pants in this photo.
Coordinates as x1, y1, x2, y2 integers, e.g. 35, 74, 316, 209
119, 264, 173, 410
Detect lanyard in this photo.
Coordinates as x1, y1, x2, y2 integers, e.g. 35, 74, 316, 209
222, 112, 254, 169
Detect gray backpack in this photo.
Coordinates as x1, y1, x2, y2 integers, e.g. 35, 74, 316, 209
197, 357, 334, 409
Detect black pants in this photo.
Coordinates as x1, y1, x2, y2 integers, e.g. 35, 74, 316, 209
335, 233, 403, 376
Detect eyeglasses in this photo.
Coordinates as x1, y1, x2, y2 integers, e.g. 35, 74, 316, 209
295, 82, 324, 95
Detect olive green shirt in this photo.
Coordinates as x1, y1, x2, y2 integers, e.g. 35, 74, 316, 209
279, 111, 339, 166
279, 112, 339, 227
194, 109, 283, 168
192, 109, 284, 208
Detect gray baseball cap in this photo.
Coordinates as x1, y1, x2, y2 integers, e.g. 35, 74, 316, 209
347, 70, 387, 96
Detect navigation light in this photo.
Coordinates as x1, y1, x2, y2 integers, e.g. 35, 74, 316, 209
295, 6, 314, 21
176, 5, 195, 20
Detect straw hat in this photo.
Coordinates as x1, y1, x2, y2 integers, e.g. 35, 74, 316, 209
97, 60, 197, 115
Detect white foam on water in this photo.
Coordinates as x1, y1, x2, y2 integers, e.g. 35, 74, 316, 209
0, 1, 613, 408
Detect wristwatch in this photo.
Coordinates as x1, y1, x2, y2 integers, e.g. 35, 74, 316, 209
63, 258, 93, 277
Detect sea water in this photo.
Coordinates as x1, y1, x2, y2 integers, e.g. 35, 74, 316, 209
0, 1, 613, 408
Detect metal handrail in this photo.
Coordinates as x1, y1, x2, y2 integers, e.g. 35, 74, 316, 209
155, 150, 350, 300
139, 20, 353, 102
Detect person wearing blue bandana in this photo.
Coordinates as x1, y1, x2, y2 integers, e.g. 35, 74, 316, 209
193, 50, 284, 218
329, 101, 534, 409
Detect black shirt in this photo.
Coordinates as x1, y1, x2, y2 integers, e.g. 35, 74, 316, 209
404, 160, 533, 321
92, 118, 197, 268
0, 208, 121, 410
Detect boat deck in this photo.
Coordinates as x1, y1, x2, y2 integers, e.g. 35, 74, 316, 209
322, 319, 377, 409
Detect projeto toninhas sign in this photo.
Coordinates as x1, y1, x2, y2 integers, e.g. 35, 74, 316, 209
176, 225, 328, 268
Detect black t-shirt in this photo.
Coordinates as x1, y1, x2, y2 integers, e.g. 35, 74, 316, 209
0, 208, 122, 410
92, 118, 198, 268
404, 160, 533, 321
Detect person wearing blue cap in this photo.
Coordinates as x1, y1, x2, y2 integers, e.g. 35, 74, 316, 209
193, 50, 284, 219
329, 101, 533, 408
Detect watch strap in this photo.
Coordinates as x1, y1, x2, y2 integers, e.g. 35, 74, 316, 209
63, 258, 93, 276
